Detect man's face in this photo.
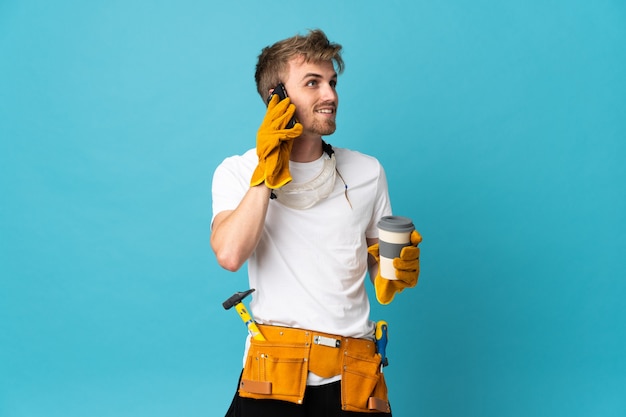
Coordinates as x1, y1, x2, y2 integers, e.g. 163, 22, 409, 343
282, 57, 338, 137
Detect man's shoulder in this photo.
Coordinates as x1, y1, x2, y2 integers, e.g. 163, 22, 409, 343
216, 148, 257, 169
334, 146, 382, 167
224, 147, 257, 161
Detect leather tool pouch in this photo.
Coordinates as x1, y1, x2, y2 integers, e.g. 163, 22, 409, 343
238, 324, 390, 413
340, 337, 390, 413
239, 326, 310, 404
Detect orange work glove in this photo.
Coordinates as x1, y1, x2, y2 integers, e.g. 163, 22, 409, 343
250, 94, 303, 189
368, 229, 422, 305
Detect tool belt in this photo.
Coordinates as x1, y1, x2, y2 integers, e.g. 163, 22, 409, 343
238, 324, 390, 413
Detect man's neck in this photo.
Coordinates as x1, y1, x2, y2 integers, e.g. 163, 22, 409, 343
290, 136, 324, 163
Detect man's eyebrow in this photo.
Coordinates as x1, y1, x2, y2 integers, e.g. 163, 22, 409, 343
300, 72, 338, 81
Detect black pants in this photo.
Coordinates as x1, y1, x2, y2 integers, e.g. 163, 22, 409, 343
225, 378, 392, 417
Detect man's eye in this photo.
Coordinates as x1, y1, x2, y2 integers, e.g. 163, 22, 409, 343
306, 80, 318, 87
330, 80, 337, 89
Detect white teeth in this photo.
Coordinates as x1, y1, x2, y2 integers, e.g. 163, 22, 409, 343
317, 109, 333, 114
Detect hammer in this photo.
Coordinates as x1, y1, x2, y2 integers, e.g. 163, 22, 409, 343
222, 289, 266, 341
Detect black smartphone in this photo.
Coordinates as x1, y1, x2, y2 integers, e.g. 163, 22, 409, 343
266, 83, 297, 129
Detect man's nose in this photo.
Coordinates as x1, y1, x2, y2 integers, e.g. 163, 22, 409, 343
320, 83, 337, 102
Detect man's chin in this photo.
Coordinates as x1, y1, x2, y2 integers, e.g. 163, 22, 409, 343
311, 121, 336, 136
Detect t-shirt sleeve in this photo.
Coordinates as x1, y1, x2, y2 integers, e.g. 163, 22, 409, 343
211, 151, 256, 228
366, 161, 392, 239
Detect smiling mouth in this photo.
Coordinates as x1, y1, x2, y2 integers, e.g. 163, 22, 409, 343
316, 108, 335, 114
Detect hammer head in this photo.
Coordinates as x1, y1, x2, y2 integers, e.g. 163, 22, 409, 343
222, 288, 256, 310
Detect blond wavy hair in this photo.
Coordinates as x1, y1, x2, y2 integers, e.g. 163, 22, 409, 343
254, 29, 344, 101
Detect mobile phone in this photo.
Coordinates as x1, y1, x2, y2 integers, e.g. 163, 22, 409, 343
267, 83, 297, 129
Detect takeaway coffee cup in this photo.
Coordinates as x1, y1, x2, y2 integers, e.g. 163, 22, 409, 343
377, 216, 415, 280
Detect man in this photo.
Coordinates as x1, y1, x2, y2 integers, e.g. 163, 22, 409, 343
211, 29, 421, 416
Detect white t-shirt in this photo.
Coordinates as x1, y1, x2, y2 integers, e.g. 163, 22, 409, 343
211, 145, 392, 381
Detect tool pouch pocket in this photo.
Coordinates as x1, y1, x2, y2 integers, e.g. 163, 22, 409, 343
341, 341, 391, 413
239, 337, 309, 404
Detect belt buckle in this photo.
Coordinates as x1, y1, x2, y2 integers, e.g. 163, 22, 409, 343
314, 335, 341, 348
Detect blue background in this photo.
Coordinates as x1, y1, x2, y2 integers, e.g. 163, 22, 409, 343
1, 1, 625, 416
